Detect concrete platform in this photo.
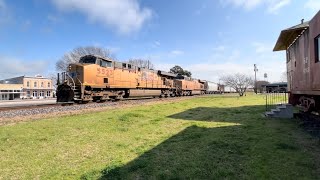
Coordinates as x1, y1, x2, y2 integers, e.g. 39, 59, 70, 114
0, 99, 57, 108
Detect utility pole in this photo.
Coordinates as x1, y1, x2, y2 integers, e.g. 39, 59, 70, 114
254, 64, 258, 94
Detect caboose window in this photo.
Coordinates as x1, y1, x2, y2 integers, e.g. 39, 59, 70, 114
315, 35, 320, 63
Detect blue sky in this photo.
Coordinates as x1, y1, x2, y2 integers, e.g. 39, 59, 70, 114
0, 0, 319, 82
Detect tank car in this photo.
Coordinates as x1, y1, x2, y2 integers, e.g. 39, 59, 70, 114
273, 11, 320, 112
56, 55, 177, 103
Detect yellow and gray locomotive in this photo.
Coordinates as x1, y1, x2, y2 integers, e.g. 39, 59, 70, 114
56, 55, 205, 103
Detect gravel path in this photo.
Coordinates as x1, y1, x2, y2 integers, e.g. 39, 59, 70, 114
0, 96, 200, 126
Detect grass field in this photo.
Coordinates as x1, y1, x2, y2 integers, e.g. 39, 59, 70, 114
1, 95, 320, 179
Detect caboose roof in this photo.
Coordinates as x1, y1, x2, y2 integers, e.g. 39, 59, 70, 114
273, 21, 309, 51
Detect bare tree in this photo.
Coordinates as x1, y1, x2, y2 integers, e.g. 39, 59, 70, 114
47, 73, 58, 87
56, 46, 115, 71
220, 73, 254, 96
128, 58, 155, 69
280, 71, 287, 82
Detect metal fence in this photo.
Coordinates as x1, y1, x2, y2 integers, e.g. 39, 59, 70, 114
265, 92, 288, 112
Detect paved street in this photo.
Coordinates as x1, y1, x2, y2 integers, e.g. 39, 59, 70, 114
0, 99, 56, 108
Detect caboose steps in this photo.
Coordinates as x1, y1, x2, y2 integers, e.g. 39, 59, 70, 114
265, 104, 293, 119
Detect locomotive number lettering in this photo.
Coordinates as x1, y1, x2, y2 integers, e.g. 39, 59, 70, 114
97, 68, 113, 76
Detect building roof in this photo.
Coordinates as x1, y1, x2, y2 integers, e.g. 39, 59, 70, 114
0, 75, 51, 83
265, 82, 287, 87
273, 21, 309, 51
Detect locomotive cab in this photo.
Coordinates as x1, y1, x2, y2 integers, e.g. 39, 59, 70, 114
56, 55, 115, 103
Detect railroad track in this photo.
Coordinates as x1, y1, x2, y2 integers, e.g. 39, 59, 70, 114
0, 95, 205, 112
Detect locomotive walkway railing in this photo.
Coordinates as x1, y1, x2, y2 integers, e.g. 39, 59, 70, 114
265, 92, 288, 112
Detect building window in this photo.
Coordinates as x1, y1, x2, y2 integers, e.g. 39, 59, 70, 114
48, 82, 51, 88
315, 34, 320, 63
33, 91, 38, 97
40, 91, 44, 97
47, 91, 51, 97
287, 50, 291, 62
41, 82, 44, 88
27, 81, 30, 87
34, 82, 37, 88
27, 91, 30, 97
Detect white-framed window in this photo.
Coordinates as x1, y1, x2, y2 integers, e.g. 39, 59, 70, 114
33, 91, 38, 97
48, 82, 51, 88
27, 81, 30, 87
46, 91, 51, 97
41, 82, 44, 88
40, 91, 44, 97
34, 82, 37, 88
27, 91, 30, 97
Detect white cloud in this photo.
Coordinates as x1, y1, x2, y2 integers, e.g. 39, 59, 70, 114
21, 20, 32, 31
0, 0, 10, 25
51, 0, 153, 34
0, 56, 49, 80
0, 0, 5, 9
170, 50, 184, 56
194, 3, 207, 15
153, 46, 285, 83
223, 0, 262, 10
252, 42, 272, 54
213, 45, 226, 52
47, 14, 60, 24
181, 60, 285, 83
154, 41, 161, 46
221, 0, 291, 14
151, 41, 161, 48
305, 0, 320, 14
267, 0, 290, 14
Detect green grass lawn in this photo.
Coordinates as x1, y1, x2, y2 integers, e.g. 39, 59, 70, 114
1, 95, 320, 179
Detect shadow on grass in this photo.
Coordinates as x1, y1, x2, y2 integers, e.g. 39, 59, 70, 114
81, 105, 301, 179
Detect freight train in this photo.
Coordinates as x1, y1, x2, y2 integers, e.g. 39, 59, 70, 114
56, 55, 214, 104
274, 11, 320, 112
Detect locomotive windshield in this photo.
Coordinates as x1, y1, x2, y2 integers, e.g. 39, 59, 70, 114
176, 74, 185, 79
79, 56, 96, 64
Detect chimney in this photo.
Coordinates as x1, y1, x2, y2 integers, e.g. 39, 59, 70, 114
301, 19, 304, 24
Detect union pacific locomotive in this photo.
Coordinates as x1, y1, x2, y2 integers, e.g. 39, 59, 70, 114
56, 55, 206, 103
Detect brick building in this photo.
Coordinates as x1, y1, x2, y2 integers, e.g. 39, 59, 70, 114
0, 75, 54, 100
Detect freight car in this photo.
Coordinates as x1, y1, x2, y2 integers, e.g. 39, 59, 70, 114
56, 55, 205, 103
273, 11, 320, 112
204, 81, 223, 94
174, 75, 205, 96
224, 86, 237, 93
